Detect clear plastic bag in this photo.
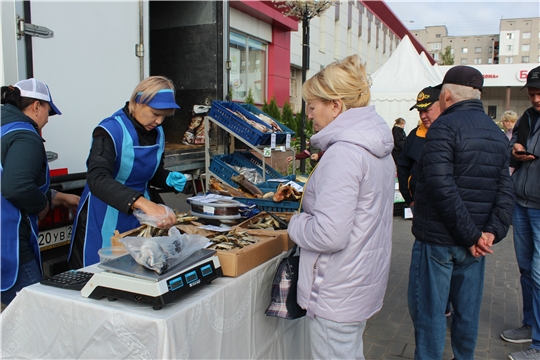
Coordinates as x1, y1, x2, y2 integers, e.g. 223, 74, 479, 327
119, 227, 209, 274
133, 204, 175, 227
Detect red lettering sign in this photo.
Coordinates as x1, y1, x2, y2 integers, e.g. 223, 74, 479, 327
519, 70, 528, 80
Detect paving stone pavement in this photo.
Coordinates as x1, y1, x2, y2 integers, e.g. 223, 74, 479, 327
363, 216, 528, 360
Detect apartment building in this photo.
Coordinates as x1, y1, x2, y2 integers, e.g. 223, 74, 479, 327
411, 17, 540, 66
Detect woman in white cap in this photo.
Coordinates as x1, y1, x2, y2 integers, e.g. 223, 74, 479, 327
68, 76, 188, 269
1, 79, 80, 306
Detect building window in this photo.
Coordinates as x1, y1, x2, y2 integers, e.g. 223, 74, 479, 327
505, 56, 513, 64
461, 58, 467, 64
522, 44, 530, 52
347, 1, 352, 29
450, 48, 454, 55
229, 32, 267, 103
522, 56, 530, 63
436, 34, 441, 38
461, 47, 468, 53
488, 46, 492, 53
475, 47, 481, 53
523, 32, 531, 39
487, 106, 497, 119
433, 53, 439, 60
488, 58, 493, 64
431, 43, 441, 50
507, 45, 513, 51
538, 56, 540, 63
506, 33, 514, 39
474, 58, 481, 64
335, 1, 340, 21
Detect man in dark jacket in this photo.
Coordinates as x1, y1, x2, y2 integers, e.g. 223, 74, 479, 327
501, 65, 540, 360
397, 86, 441, 208
407, 66, 515, 359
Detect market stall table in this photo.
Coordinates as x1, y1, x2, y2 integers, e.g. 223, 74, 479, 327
1, 255, 310, 359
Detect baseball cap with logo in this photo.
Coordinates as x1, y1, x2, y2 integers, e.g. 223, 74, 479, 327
409, 86, 441, 111
434, 65, 483, 92
14, 78, 61, 116
522, 65, 540, 90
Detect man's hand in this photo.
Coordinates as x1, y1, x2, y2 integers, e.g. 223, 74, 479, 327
512, 144, 537, 162
468, 233, 495, 258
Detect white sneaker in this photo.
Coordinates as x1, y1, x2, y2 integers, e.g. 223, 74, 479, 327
508, 348, 540, 360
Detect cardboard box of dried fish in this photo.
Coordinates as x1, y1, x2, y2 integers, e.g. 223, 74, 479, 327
233, 212, 294, 251
206, 228, 283, 277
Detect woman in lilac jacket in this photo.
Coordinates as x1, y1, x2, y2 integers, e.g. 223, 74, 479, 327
288, 54, 395, 359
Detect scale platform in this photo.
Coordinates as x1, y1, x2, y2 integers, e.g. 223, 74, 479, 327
81, 249, 222, 310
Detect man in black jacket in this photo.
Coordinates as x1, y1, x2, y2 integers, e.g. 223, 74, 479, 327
502, 65, 540, 360
397, 86, 441, 208
407, 66, 515, 359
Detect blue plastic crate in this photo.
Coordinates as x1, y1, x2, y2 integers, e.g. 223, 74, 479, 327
240, 104, 295, 145
208, 101, 273, 146
210, 151, 287, 187
255, 177, 303, 193
234, 197, 300, 213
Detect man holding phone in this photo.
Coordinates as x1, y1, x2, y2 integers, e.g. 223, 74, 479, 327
502, 65, 540, 360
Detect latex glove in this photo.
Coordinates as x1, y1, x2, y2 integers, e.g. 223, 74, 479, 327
166, 172, 187, 192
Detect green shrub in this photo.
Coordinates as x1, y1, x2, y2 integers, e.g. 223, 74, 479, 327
245, 87, 255, 105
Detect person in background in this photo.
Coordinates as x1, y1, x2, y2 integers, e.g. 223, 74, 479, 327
288, 54, 395, 360
68, 76, 187, 269
501, 110, 518, 140
407, 66, 514, 359
391, 117, 406, 164
1, 79, 80, 306
397, 86, 441, 210
501, 65, 540, 360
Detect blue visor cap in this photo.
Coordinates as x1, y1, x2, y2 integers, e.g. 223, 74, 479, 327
46, 85, 62, 116
136, 89, 180, 109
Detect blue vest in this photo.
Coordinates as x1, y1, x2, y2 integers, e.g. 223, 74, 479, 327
70, 109, 164, 266
1, 122, 48, 291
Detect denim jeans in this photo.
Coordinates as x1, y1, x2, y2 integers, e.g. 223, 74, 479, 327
408, 240, 485, 360
513, 203, 540, 350
1, 259, 42, 306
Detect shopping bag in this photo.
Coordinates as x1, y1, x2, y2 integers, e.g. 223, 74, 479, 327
265, 245, 306, 319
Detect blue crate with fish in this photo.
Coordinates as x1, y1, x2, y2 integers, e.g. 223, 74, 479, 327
255, 178, 303, 193
234, 197, 300, 213
210, 151, 288, 188
208, 101, 286, 146
240, 104, 295, 145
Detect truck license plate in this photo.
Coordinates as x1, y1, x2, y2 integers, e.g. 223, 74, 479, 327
39, 226, 72, 250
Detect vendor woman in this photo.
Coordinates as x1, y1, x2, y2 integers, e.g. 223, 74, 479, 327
68, 76, 187, 269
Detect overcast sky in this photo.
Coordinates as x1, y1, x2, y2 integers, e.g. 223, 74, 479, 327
386, 0, 540, 36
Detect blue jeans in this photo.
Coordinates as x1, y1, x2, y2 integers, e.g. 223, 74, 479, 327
513, 203, 540, 350
1, 259, 42, 306
408, 240, 485, 360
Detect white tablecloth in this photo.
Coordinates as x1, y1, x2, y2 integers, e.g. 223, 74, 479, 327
1, 255, 310, 359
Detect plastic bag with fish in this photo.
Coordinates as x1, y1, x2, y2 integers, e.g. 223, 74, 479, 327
119, 227, 210, 274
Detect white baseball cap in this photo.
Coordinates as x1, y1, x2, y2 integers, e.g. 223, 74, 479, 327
14, 78, 61, 116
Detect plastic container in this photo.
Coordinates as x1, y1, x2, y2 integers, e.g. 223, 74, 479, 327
239, 104, 295, 145
98, 246, 129, 263
208, 101, 271, 146
210, 151, 286, 187
233, 197, 301, 213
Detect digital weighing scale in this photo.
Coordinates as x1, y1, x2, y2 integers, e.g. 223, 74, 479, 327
81, 249, 222, 310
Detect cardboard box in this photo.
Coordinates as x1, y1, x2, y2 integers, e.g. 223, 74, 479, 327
213, 233, 283, 277
233, 212, 294, 251
111, 224, 283, 278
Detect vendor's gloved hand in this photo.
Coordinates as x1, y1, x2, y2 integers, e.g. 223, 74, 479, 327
166, 172, 187, 192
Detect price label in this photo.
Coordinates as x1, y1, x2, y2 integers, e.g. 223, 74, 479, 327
286, 134, 291, 149
263, 147, 272, 157
271, 133, 276, 149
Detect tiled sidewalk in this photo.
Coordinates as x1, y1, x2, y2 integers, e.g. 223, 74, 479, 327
364, 217, 528, 359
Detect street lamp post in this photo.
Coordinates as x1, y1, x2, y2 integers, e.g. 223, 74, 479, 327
273, 0, 333, 173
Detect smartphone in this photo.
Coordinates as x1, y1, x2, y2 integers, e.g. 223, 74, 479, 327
515, 151, 539, 159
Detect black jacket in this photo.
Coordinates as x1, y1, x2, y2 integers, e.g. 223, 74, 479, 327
1, 104, 52, 263
412, 99, 515, 247
397, 125, 426, 205
391, 125, 406, 162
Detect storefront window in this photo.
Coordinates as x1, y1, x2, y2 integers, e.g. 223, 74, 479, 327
229, 32, 267, 103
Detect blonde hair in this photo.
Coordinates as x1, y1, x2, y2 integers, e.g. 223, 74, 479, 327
501, 110, 518, 124
129, 76, 177, 116
394, 117, 406, 126
302, 54, 371, 113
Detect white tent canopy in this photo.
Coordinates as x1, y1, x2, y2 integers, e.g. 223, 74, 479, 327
370, 35, 442, 134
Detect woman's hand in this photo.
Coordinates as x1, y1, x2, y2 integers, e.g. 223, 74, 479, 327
286, 156, 293, 163
310, 153, 319, 161
132, 197, 176, 228
53, 192, 80, 209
